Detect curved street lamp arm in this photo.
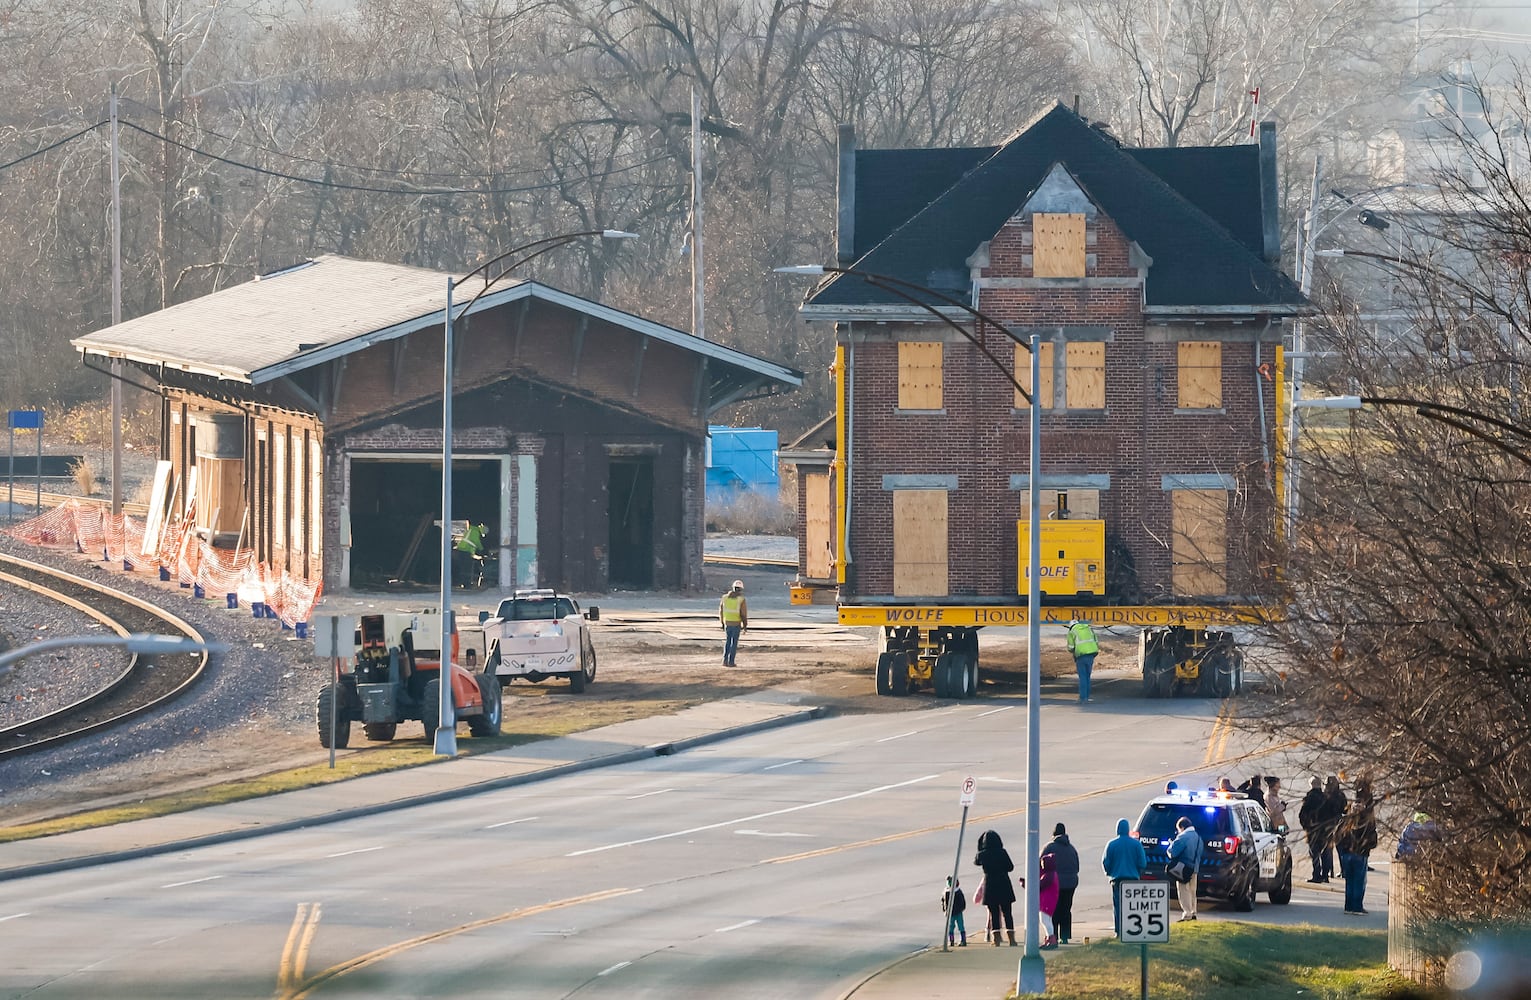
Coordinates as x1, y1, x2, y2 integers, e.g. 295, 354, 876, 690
452, 229, 636, 323
1407, 411, 1531, 468
1364, 396, 1531, 446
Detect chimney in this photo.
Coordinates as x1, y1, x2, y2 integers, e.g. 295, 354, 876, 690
837, 123, 856, 265
1258, 121, 1280, 264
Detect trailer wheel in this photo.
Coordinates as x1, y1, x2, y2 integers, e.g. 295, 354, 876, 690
469, 674, 503, 737
889, 651, 910, 696
933, 653, 953, 698
422, 678, 441, 739
953, 652, 976, 699
363, 723, 397, 742
875, 652, 893, 695
317, 684, 351, 749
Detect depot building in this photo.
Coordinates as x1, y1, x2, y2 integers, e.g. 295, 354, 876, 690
72, 256, 800, 593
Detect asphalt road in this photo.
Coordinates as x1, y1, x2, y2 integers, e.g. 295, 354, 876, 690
0, 679, 1378, 999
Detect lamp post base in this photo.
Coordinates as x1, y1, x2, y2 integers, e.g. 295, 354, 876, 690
434, 729, 458, 756
1017, 954, 1046, 996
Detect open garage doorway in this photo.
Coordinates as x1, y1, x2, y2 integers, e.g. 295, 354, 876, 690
347, 457, 501, 589
608, 456, 654, 589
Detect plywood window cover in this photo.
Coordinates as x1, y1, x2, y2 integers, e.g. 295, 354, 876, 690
1171, 488, 1228, 596
898, 342, 943, 410
804, 472, 833, 579
893, 489, 948, 596
1032, 213, 1087, 278
1065, 341, 1106, 409
1178, 341, 1222, 409
1015, 341, 1055, 409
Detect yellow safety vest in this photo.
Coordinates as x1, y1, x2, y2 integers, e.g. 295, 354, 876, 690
720, 593, 744, 624
1067, 622, 1098, 655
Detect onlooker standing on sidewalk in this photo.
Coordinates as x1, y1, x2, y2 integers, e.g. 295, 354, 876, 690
1299, 776, 1326, 882
1066, 619, 1099, 702
1337, 779, 1378, 915
1041, 822, 1080, 944
1167, 816, 1204, 921
1038, 852, 1060, 948
974, 829, 1018, 947
1264, 776, 1289, 832
941, 876, 967, 947
1317, 775, 1348, 882
718, 580, 748, 667
1102, 817, 1147, 936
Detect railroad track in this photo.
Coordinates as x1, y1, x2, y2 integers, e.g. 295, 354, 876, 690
0, 554, 210, 758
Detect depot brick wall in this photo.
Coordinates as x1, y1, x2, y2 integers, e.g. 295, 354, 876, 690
841, 213, 1278, 602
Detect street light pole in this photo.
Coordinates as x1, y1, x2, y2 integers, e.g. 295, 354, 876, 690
436, 229, 638, 756
0, 633, 228, 676
775, 264, 1046, 991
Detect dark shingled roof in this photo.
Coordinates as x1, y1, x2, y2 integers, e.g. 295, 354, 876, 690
812, 103, 1302, 312
853, 146, 996, 259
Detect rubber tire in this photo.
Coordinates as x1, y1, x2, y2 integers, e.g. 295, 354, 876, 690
1268, 861, 1293, 905
363, 722, 397, 742
468, 674, 503, 737
1233, 874, 1257, 912
1143, 647, 1171, 698
964, 653, 979, 698
317, 684, 351, 749
875, 652, 894, 695
933, 653, 953, 698
950, 653, 974, 699
569, 655, 587, 693
582, 635, 598, 684
422, 677, 441, 740
889, 651, 910, 696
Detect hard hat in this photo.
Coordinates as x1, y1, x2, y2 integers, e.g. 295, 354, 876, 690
1069, 619, 1081, 627
732, 580, 745, 590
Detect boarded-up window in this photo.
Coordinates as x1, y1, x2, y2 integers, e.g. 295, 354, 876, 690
1178, 341, 1222, 409
1033, 213, 1086, 278
804, 472, 833, 579
893, 490, 948, 596
291, 433, 306, 563
898, 342, 943, 409
273, 430, 286, 555
1171, 488, 1228, 596
1065, 342, 1106, 408
1038, 489, 1100, 519
1015, 341, 1055, 408
311, 441, 323, 560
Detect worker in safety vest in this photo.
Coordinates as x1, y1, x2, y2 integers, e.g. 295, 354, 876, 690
719, 580, 748, 667
1066, 619, 1099, 703
453, 522, 486, 587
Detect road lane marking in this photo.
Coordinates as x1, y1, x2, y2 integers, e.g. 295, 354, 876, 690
325, 846, 384, 858
974, 706, 1015, 718
1204, 702, 1236, 764
598, 961, 631, 976
0, 912, 29, 923
875, 730, 919, 743
767, 743, 1298, 865
567, 775, 940, 857
762, 759, 804, 770
281, 887, 641, 1000
277, 902, 322, 993
626, 788, 676, 799
715, 919, 759, 933
486, 816, 540, 829
161, 876, 222, 888
735, 830, 812, 838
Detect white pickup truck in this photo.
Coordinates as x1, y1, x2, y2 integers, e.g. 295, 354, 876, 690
460, 589, 599, 693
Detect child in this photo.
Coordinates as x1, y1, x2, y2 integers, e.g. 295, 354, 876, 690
1038, 852, 1060, 948
942, 875, 968, 946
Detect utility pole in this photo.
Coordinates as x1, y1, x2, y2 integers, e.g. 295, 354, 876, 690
1285, 156, 1322, 536
691, 86, 706, 341
110, 83, 124, 517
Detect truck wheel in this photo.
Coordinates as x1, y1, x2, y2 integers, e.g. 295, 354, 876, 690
933, 653, 953, 698
422, 678, 441, 740
317, 684, 351, 749
363, 723, 397, 742
469, 674, 503, 737
889, 651, 910, 696
569, 653, 588, 693
875, 652, 893, 695
582, 636, 598, 684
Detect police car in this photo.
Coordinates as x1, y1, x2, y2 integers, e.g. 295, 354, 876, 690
1132, 787, 1293, 911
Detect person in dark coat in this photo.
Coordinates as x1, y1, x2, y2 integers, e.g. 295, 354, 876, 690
1316, 775, 1348, 882
1241, 774, 1266, 810
1336, 779, 1379, 914
1040, 822, 1081, 944
974, 829, 1018, 947
1299, 776, 1326, 882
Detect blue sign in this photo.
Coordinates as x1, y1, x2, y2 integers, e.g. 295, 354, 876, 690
8, 410, 41, 430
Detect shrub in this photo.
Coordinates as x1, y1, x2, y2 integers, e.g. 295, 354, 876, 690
69, 457, 97, 495
706, 489, 796, 535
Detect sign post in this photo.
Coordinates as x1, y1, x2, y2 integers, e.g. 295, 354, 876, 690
942, 775, 977, 952
1118, 879, 1169, 1000
311, 614, 356, 770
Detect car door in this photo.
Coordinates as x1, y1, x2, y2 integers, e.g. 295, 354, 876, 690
1245, 803, 1281, 884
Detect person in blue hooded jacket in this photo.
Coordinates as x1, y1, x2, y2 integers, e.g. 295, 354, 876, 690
1101, 817, 1147, 935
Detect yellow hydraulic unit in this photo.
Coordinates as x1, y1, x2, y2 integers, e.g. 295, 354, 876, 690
1016, 519, 1106, 597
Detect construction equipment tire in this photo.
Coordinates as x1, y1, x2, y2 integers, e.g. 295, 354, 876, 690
317, 684, 351, 749
889, 651, 910, 696
933, 653, 953, 698
363, 723, 397, 742
422, 678, 441, 740
875, 652, 894, 695
469, 674, 503, 737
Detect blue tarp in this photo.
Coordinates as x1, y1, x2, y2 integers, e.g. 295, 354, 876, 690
706, 426, 778, 505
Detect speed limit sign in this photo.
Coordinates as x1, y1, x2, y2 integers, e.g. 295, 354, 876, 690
1118, 880, 1169, 943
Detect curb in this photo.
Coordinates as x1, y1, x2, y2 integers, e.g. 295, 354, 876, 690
0, 704, 827, 883
837, 945, 930, 1000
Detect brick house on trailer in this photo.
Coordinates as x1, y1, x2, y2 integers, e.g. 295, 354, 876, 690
785, 105, 1305, 607
73, 255, 800, 595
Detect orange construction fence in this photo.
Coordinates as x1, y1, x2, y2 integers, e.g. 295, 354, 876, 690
6, 500, 323, 627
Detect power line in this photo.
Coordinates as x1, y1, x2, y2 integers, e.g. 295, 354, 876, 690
0, 120, 107, 172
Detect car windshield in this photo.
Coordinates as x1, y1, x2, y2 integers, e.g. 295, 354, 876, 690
496, 597, 575, 621
1136, 802, 1234, 844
